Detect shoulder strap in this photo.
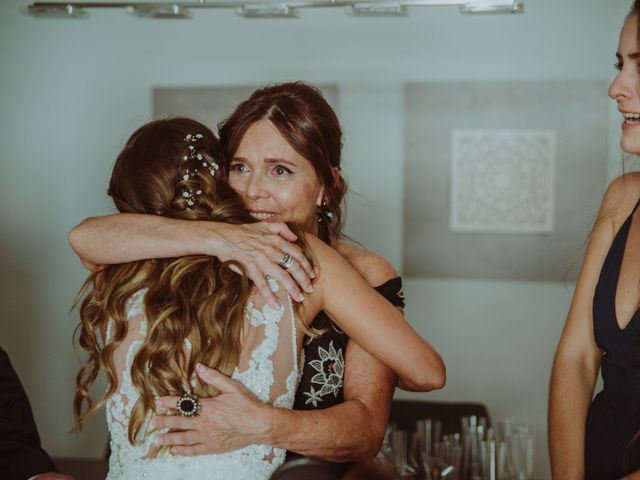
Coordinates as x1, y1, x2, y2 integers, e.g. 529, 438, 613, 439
374, 276, 405, 308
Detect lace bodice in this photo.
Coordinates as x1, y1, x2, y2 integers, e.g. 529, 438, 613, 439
105, 281, 299, 480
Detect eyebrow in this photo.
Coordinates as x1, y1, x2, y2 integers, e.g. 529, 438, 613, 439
231, 156, 297, 167
264, 157, 297, 167
617, 51, 640, 60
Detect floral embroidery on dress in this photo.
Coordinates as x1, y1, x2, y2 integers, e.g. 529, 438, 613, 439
294, 277, 405, 412
303, 341, 344, 407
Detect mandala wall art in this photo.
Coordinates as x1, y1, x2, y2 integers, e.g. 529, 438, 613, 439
450, 129, 556, 233
404, 79, 609, 281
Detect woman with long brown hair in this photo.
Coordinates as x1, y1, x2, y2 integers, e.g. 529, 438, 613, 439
549, 2, 640, 478
73, 116, 443, 479
70, 82, 445, 464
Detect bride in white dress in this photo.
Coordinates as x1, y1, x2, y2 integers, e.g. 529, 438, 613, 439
71, 118, 444, 479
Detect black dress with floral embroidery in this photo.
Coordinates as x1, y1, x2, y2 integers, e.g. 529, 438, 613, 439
293, 276, 405, 410
283, 277, 405, 465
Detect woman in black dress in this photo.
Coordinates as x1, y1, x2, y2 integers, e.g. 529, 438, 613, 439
69, 82, 445, 461
549, 3, 640, 478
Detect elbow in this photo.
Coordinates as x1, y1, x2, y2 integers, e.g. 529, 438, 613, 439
432, 360, 447, 390
69, 218, 100, 272
68, 218, 93, 255
425, 355, 447, 391
359, 419, 387, 461
409, 355, 447, 392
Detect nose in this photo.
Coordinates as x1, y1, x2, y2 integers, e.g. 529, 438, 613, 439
609, 69, 634, 103
245, 172, 269, 201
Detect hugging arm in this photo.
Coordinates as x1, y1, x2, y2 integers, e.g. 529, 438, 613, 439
156, 325, 397, 461
266, 340, 397, 461
68, 214, 314, 304
156, 353, 395, 462
310, 236, 446, 391
154, 240, 442, 458
155, 260, 400, 461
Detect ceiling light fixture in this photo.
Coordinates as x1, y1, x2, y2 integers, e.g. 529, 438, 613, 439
346, 2, 407, 16
128, 4, 193, 18
460, 0, 523, 14
22, 4, 90, 18
22, 1, 525, 19
236, 4, 298, 18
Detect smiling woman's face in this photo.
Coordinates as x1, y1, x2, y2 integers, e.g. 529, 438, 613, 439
228, 119, 325, 233
610, 13, 640, 154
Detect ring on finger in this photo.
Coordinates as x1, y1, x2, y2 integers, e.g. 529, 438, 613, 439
279, 252, 295, 270
177, 392, 201, 417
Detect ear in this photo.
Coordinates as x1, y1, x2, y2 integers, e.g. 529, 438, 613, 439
331, 166, 341, 183
315, 185, 325, 208
316, 167, 340, 207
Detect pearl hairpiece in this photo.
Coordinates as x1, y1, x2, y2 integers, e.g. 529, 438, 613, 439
180, 132, 219, 209
183, 133, 219, 176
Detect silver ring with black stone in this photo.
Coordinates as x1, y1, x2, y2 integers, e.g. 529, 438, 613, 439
176, 392, 201, 417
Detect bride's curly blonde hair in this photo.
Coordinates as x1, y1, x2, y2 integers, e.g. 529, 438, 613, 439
72, 117, 312, 444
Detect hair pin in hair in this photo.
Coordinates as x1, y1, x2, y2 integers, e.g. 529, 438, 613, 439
182, 188, 203, 207
184, 132, 219, 176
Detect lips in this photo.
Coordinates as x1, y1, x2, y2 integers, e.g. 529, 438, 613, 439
249, 211, 278, 220
622, 112, 640, 125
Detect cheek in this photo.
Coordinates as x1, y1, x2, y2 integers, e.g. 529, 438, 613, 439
276, 184, 319, 222
228, 174, 246, 195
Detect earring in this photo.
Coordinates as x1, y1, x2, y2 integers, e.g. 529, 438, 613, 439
317, 199, 333, 243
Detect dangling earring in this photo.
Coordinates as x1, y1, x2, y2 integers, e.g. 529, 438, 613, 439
317, 199, 333, 244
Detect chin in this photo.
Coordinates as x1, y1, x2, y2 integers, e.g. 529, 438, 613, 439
620, 134, 640, 155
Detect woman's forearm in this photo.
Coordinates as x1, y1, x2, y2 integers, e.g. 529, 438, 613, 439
266, 340, 396, 461
267, 400, 383, 461
68, 214, 220, 268
548, 351, 598, 480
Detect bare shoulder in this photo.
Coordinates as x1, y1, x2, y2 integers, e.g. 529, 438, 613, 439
589, 173, 640, 242
335, 242, 398, 287
601, 172, 640, 219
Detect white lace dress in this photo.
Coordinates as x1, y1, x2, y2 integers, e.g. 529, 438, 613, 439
105, 282, 299, 480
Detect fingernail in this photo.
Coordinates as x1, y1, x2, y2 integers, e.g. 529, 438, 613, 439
311, 270, 317, 279
297, 294, 305, 302
306, 285, 314, 293
196, 363, 204, 374
270, 300, 281, 309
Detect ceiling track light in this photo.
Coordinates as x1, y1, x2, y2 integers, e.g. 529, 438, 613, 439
127, 4, 193, 18
236, 4, 298, 18
22, 1, 525, 19
22, 4, 89, 18
346, 2, 407, 16
460, 1, 523, 14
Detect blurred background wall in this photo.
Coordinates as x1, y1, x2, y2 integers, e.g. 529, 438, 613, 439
0, 0, 632, 477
